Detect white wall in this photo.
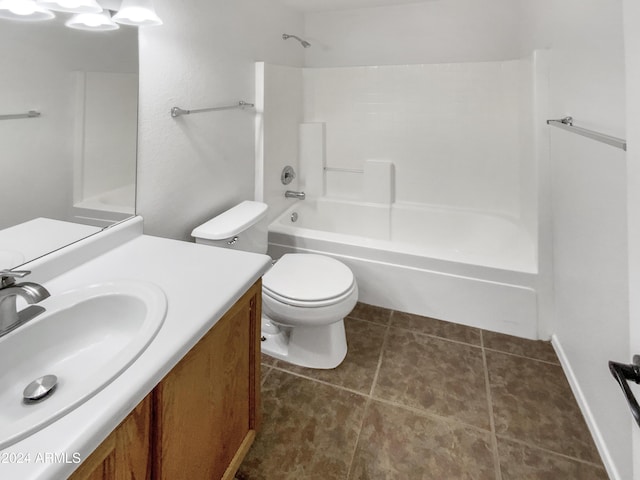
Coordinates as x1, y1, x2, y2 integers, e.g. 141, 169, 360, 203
303, 0, 522, 67
137, 0, 304, 241
520, 1, 630, 478
256, 63, 303, 223
624, 1, 640, 478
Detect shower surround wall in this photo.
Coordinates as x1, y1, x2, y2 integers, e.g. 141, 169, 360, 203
258, 57, 542, 339
255, 63, 303, 224
303, 60, 535, 232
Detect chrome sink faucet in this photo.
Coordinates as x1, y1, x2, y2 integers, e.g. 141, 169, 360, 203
285, 190, 306, 200
0, 270, 50, 338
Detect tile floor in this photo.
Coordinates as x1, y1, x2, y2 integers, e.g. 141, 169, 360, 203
237, 303, 608, 480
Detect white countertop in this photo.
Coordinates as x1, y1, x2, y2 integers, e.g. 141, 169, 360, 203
0, 218, 102, 270
0, 220, 271, 479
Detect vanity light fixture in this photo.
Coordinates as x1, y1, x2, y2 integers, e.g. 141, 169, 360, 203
0, 0, 162, 27
65, 9, 118, 30
37, 0, 101, 13
0, 0, 55, 21
112, 0, 162, 26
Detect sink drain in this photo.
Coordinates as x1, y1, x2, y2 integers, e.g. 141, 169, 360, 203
23, 375, 58, 403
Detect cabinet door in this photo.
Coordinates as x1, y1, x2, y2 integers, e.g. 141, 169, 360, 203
154, 281, 261, 480
69, 394, 152, 480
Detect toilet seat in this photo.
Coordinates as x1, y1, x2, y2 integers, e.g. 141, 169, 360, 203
263, 282, 357, 308
262, 254, 355, 308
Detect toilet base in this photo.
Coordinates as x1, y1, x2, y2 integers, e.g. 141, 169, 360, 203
260, 315, 347, 369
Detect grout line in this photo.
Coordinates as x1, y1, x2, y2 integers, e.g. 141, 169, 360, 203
483, 347, 561, 366
346, 314, 391, 328
260, 365, 273, 386
346, 397, 371, 480
481, 330, 503, 480
495, 434, 607, 469
269, 365, 369, 399
388, 323, 484, 349
369, 322, 391, 397
369, 396, 493, 436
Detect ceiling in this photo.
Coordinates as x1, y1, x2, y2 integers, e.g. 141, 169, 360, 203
276, 0, 434, 13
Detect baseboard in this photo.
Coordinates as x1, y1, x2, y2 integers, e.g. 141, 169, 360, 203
551, 335, 619, 480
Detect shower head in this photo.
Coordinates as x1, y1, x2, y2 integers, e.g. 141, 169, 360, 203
282, 33, 311, 48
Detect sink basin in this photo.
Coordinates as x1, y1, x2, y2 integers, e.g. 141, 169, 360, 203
0, 280, 167, 450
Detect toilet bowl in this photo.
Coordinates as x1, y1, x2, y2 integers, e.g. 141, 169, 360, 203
260, 253, 358, 369
191, 201, 358, 369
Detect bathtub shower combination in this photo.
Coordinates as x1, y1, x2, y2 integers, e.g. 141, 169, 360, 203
268, 198, 538, 339
258, 57, 548, 340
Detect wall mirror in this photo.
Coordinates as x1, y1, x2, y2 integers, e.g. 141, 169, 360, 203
0, 10, 138, 270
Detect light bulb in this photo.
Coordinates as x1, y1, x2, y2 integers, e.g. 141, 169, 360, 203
66, 9, 119, 31
0, 0, 55, 21
37, 0, 101, 13
112, 0, 162, 27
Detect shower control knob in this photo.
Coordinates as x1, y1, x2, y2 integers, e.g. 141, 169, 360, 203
281, 166, 296, 185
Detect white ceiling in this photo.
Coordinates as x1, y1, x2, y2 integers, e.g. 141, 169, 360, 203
277, 0, 434, 13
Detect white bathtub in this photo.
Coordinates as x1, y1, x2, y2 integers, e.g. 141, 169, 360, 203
72, 184, 135, 227
75, 184, 136, 215
268, 198, 539, 339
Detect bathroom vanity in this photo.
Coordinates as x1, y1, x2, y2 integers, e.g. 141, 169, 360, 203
0, 217, 271, 479
71, 280, 262, 480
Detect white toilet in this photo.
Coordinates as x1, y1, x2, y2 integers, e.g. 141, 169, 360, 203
192, 201, 358, 369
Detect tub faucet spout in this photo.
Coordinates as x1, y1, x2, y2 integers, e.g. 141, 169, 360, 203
285, 190, 306, 200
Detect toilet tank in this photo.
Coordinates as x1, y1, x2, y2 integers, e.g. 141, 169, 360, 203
191, 201, 269, 254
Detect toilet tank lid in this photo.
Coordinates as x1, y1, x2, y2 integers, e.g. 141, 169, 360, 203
191, 201, 268, 240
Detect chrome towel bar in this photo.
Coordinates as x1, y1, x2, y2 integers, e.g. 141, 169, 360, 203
547, 116, 627, 151
0, 110, 41, 121
171, 100, 254, 118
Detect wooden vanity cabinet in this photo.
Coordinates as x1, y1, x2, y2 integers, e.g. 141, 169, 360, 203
70, 280, 262, 480
153, 280, 262, 479
69, 395, 152, 480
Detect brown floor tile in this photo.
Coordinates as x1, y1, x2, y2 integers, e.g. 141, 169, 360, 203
349, 400, 496, 480
238, 370, 367, 480
483, 330, 558, 364
497, 437, 608, 480
391, 311, 482, 345
274, 318, 387, 394
261, 351, 277, 366
246, 306, 603, 479
487, 351, 601, 463
261, 366, 272, 386
348, 302, 392, 326
374, 328, 490, 429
